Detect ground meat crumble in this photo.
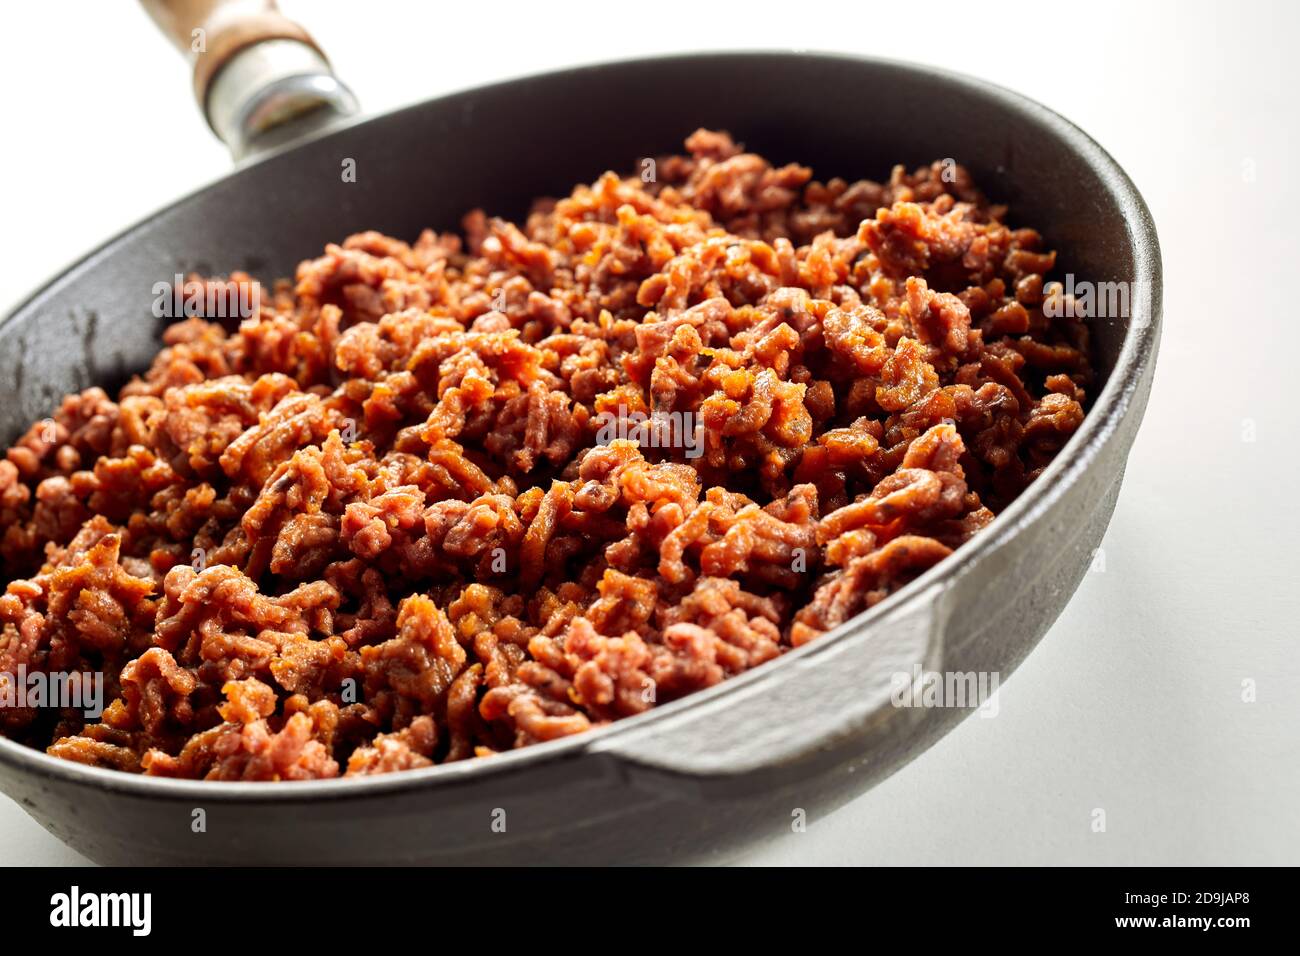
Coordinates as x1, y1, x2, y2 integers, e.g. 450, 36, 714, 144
0, 130, 1090, 779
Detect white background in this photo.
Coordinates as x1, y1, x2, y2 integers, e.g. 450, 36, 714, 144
0, 0, 1296, 865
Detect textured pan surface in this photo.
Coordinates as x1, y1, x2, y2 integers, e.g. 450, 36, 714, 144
0, 52, 1161, 864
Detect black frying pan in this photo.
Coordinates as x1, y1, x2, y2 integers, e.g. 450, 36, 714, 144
0, 4, 1161, 865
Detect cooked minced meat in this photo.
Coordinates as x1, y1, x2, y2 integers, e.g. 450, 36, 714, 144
0, 130, 1089, 779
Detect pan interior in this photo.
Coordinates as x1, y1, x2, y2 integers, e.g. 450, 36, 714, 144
0, 53, 1136, 439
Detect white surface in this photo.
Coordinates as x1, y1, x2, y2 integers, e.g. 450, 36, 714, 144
0, 0, 1295, 866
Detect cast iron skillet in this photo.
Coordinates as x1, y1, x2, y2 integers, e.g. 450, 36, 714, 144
0, 25, 1161, 863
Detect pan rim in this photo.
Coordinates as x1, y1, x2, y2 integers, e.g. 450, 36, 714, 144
0, 48, 1161, 801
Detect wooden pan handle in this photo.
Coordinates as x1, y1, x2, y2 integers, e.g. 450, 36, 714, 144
141, 0, 325, 107
141, 0, 355, 159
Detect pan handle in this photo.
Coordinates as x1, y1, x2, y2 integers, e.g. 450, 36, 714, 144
141, 0, 357, 160
590, 582, 950, 797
